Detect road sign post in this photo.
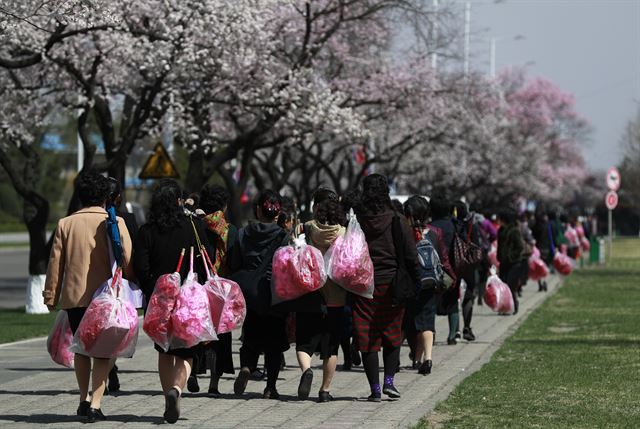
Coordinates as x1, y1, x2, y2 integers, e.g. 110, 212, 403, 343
605, 167, 620, 262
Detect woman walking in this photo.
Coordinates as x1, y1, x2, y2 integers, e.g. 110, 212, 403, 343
187, 185, 238, 396
134, 179, 213, 423
230, 190, 290, 399
44, 172, 135, 423
353, 174, 419, 401
497, 208, 525, 315
403, 196, 456, 375
294, 188, 347, 402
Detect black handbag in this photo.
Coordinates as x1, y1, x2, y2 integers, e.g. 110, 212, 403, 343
229, 231, 286, 315
390, 216, 416, 306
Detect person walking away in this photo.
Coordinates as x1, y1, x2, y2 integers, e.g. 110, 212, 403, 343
453, 201, 482, 342
531, 211, 553, 291
293, 188, 347, 402
186, 185, 239, 396
133, 179, 213, 423
429, 196, 459, 345
353, 174, 420, 401
404, 196, 456, 375
43, 172, 135, 423
497, 209, 525, 315
230, 190, 290, 399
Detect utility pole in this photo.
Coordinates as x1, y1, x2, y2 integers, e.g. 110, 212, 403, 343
464, 1, 471, 78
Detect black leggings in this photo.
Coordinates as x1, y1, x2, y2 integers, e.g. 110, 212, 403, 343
361, 347, 400, 386
239, 344, 282, 389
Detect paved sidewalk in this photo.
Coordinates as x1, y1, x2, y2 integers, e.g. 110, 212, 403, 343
0, 277, 560, 429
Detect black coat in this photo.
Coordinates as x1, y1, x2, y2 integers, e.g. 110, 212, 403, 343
133, 216, 213, 300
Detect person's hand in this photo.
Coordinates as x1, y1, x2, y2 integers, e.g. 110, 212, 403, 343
47, 305, 56, 312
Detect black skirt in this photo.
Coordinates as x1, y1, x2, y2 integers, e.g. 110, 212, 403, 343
413, 289, 437, 332
295, 308, 344, 359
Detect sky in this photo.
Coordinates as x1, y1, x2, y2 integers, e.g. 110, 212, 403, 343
468, 0, 640, 172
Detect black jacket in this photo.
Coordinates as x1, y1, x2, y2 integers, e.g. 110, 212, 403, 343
133, 216, 213, 300
229, 221, 289, 276
357, 209, 420, 286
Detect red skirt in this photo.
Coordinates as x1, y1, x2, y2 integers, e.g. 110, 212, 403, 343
353, 283, 405, 352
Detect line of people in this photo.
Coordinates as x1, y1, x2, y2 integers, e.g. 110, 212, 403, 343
44, 172, 581, 424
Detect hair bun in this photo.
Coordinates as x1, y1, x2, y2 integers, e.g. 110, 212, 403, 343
263, 200, 281, 215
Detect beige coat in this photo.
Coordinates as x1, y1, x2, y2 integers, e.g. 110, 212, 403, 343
43, 207, 134, 309
305, 220, 347, 307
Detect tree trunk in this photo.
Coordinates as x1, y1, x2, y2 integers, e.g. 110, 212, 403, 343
185, 149, 206, 194
24, 195, 50, 314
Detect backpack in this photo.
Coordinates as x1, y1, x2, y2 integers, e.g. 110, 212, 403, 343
416, 229, 444, 291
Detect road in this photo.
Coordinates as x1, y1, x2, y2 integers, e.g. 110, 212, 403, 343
0, 249, 29, 309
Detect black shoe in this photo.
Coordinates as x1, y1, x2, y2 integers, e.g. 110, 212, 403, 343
411, 361, 418, 370
280, 354, 286, 370
298, 368, 313, 400
187, 375, 200, 393
86, 408, 106, 423
263, 386, 280, 399
108, 365, 120, 393
367, 393, 382, 402
341, 361, 352, 371
207, 387, 221, 397
76, 401, 90, 417
418, 360, 432, 375
455, 331, 461, 339
318, 391, 333, 403
250, 368, 265, 381
447, 338, 457, 345
234, 367, 250, 395
163, 388, 180, 424
463, 328, 476, 342
383, 384, 401, 398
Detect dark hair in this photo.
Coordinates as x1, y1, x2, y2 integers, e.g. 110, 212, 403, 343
312, 187, 339, 206
403, 195, 430, 229
200, 185, 229, 214
254, 189, 282, 221
430, 195, 451, 220
77, 171, 110, 207
278, 196, 296, 228
498, 208, 518, 225
359, 174, 391, 215
106, 177, 121, 204
453, 200, 468, 219
391, 199, 404, 214
314, 197, 346, 226
184, 192, 199, 212
340, 189, 361, 215
149, 179, 184, 231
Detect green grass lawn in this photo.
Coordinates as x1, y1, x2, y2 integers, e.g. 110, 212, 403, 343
0, 308, 59, 344
417, 238, 640, 429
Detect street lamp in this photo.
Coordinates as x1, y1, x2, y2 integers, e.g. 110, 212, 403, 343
489, 34, 526, 78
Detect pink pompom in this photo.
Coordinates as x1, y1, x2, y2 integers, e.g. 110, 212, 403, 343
272, 243, 326, 303
47, 311, 74, 368
553, 252, 573, 276
325, 218, 374, 298
143, 272, 181, 351
170, 274, 217, 349
204, 276, 246, 334
484, 274, 514, 314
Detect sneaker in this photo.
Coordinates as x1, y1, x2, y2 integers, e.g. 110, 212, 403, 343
463, 328, 476, 342
367, 393, 382, 402
263, 386, 280, 399
455, 331, 461, 339
382, 384, 401, 398
250, 368, 266, 381
234, 367, 251, 395
76, 401, 90, 417
298, 368, 313, 400
447, 338, 457, 345
163, 388, 180, 424
108, 365, 120, 392
318, 391, 333, 403
187, 375, 200, 393
86, 408, 106, 423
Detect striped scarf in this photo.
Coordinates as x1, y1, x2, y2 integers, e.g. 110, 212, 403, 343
203, 211, 230, 276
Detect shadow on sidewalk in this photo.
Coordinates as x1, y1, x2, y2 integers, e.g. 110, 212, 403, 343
0, 389, 161, 397
0, 413, 162, 424
6, 367, 158, 374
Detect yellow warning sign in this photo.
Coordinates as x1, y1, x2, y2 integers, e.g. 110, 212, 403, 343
139, 143, 179, 179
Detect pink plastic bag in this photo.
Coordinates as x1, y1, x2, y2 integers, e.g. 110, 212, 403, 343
170, 248, 217, 349
528, 255, 549, 281
564, 226, 579, 247
488, 241, 499, 268
271, 237, 327, 304
143, 249, 185, 351
580, 237, 591, 252
47, 311, 74, 368
70, 268, 139, 358
484, 269, 514, 314
324, 215, 374, 299
553, 252, 574, 276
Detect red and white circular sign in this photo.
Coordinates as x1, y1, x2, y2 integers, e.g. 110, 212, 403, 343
606, 167, 621, 191
605, 191, 618, 210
